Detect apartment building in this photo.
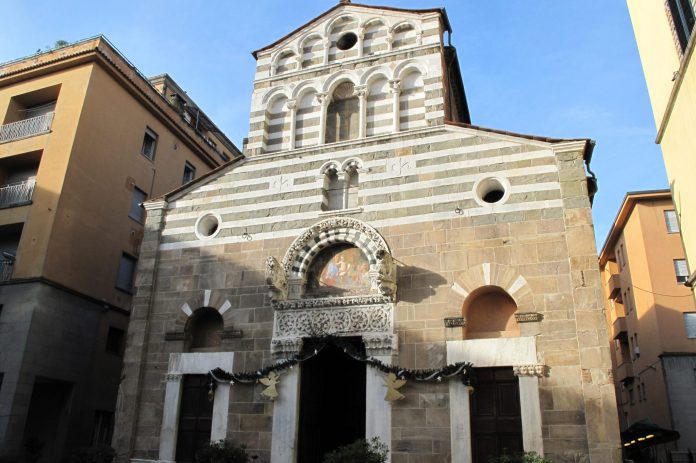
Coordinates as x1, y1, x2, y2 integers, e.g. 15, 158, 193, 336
627, 1, 696, 295
0, 36, 239, 462
599, 190, 696, 461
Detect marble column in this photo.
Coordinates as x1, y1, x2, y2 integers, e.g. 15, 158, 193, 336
389, 80, 401, 133
513, 364, 546, 456
158, 374, 183, 463
449, 382, 473, 463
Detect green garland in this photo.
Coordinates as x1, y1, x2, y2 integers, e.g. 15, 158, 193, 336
209, 335, 472, 387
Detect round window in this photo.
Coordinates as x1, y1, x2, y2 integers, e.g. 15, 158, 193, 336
474, 177, 510, 206
336, 32, 358, 51
195, 213, 222, 240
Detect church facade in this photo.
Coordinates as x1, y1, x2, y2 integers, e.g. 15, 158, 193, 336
113, 2, 621, 462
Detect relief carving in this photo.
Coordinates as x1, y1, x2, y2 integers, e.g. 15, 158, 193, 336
265, 256, 287, 301
512, 364, 548, 377
372, 249, 397, 299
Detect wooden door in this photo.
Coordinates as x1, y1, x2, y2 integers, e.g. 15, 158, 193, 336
471, 367, 523, 463
175, 375, 213, 463
297, 339, 366, 463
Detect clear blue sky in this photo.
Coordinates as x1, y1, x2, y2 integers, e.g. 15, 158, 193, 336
0, 0, 668, 248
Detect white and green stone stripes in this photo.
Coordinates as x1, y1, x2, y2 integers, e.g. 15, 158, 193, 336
160, 127, 568, 250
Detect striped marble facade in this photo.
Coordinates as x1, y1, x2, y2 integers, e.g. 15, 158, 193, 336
162, 125, 569, 250
249, 7, 444, 155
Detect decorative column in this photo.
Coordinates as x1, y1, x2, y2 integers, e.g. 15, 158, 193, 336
389, 80, 401, 133
354, 85, 368, 139
271, 343, 303, 463
287, 99, 297, 150
211, 382, 231, 441
317, 92, 330, 145
357, 29, 365, 58
513, 364, 547, 456
364, 335, 396, 463
386, 34, 394, 52
449, 382, 473, 463
323, 39, 331, 65
159, 374, 183, 463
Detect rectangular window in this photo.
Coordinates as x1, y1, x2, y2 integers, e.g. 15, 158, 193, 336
140, 127, 158, 160
182, 162, 196, 185
641, 382, 647, 401
116, 253, 137, 293
92, 410, 114, 446
665, 210, 680, 233
626, 287, 632, 313
667, 0, 696, 52
628, 388, 635, 405
105, 326, 125, 356
674, 258, 689, 283
129, 187, 147, 223
685, 312, 696, 338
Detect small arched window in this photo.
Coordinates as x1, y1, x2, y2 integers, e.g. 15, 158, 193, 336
187, 307, 223, 352
325, 82, 359, 143
345, 168, 359, 209
323, 168, 344, 211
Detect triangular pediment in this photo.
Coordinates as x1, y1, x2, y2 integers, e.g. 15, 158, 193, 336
252, 2, 446, 60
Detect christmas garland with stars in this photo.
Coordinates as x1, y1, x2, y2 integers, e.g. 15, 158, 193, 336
207, 335, 473, 398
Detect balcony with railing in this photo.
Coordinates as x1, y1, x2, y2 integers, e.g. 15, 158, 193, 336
0, 254, 14, 282
0, 179, 36, 209
0, 112, 54, 144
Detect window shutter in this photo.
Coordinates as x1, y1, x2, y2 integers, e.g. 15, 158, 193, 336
684, 313, 696, 338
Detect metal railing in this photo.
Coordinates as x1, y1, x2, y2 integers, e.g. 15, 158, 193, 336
0, 258, 14, 282
0, 179, 36, 209
0, 112, 54, 143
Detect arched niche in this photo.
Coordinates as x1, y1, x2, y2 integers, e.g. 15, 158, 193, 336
366, 75, 391, 137
399, 69, 425, 131
265, 94, 290, 153
463, 286, 520, 339
185, 307, 224, 352
300, 35, 323, 68
328, 15, 359, 63
275, 50, 298, 75
295, 89, 320, 148
392, 22, 419, 50
363, 19, 388, 55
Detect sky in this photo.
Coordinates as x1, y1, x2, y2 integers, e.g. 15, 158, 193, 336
0, 0, 668, 248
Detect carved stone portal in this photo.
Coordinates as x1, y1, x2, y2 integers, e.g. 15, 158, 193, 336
269, 218, 397, 357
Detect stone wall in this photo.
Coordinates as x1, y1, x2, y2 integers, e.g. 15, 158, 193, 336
113, 125, 621, 462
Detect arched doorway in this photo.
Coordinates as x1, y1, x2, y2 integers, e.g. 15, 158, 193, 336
464, 287, 523, 462
297, 338, 366, 463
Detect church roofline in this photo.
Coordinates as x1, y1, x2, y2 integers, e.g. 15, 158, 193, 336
444, 120, 594, 161
251, 2, 451, 59
148, 156, 247, 205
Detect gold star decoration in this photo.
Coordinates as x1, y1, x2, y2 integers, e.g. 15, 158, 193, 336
259, 371, 281, 400
383, 372, 407, 402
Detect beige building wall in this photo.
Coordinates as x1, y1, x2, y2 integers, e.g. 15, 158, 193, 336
627, 0, 696, 293
600, 191, 696, 458
42, 62, 217, 307
0, 36, 239, 461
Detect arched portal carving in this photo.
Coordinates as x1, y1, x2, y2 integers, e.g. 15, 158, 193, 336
279, 217, 394, 300
268, 218, 397, 357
